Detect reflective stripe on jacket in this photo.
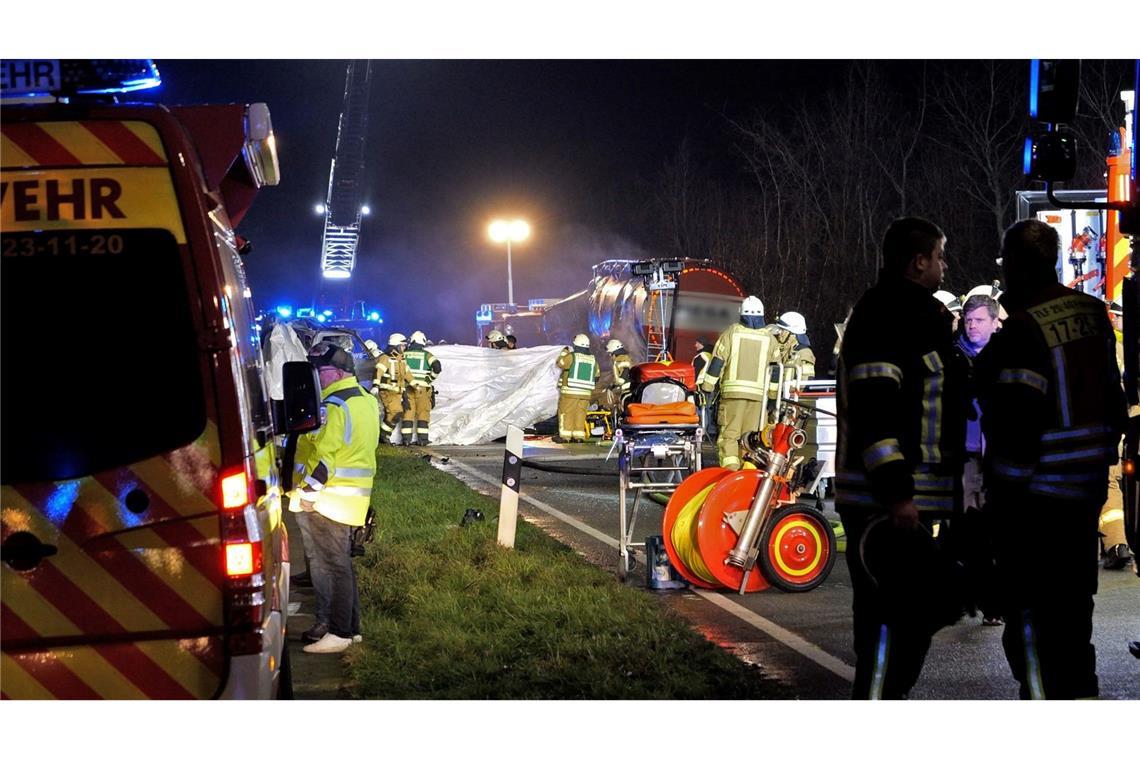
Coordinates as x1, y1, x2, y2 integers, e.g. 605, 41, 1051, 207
292, 376, 380, 526
374, 351, 411, 392
404, 346, 440, 387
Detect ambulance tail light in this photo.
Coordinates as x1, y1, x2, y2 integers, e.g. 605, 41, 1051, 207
218, 461, 270, 656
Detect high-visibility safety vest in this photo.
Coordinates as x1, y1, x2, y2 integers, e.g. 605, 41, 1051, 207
374, 351, 410, 393
978, 284, 1127, 503
700, 323, 777, 402
292, 376, 380, 526
611, 352, 633, 394
557, 348, 599, 397
836, 275, 968, 515
404, 346, 440, 387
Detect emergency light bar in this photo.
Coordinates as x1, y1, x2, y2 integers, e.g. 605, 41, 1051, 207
0, 59, 161, 99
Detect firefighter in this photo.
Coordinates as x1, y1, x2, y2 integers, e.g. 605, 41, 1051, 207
769, 311, 817, 381
1101, 300, 1134, 569
372, 332, 412, 443
976, 220, 1127, 699
487, 329, 509, 349
555, 334, 599, 443
934, 290, 962, 334
401, 330, 441, 446
699, 295, 777, 471
291, 341, 379, 653
606, 338, 633, 407
837, 216, 968, 699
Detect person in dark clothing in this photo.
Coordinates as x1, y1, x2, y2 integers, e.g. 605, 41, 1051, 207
975, 219, 1126, 699
836, 216, 969, 699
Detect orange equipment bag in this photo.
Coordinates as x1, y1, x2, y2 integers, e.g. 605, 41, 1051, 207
629, 361, 696, 391
624, 401, 700, 425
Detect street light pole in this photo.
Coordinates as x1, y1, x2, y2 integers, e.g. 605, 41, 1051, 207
507, 237, 513, 305
489, 219, 530, 307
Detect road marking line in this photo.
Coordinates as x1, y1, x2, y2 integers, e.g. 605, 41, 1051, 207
693, 590, 854, 682
442, 457, 855, 684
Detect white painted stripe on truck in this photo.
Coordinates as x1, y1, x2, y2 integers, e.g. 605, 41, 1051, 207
442, 456, 854, 684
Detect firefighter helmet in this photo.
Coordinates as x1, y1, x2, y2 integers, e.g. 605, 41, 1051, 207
964, 283, 1002, 302
933, 290, 962, 313
605, 338, 624, 353
572, 334, 591, 348
739, 296, 764, 317
388, 332, 407, 347
363, 339, 381, 358
487, 329, 506, 344
409, 330, 427, 345
775, 311, 807, 335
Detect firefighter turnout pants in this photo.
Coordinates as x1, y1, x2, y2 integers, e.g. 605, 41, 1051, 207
558, 394, 589, 441
401, 386, 432, 442
1099, 462, 1128, 549
839, 507, 964, 699
716, 397, 764, 470
379, 391, 405, 438
991, 494, 1102, 699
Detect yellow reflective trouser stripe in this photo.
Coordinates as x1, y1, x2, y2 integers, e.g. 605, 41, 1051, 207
849, 362, 903, 387
920, 355, 942, 463
1100, 508, 1125, 527
997, 368, 1048, 395
863, 438, 904, 471
1020, 610, 1046, 699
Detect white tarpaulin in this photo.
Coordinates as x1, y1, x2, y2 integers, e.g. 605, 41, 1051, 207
263, 323, 309, 400
428, 344, 566, 445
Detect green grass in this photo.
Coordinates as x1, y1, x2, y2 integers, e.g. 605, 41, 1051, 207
344, 446, 790, 699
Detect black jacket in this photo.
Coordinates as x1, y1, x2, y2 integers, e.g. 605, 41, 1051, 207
837, 273, 968, 515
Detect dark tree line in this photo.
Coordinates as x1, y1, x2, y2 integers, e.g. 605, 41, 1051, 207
622, 60, 1134, 358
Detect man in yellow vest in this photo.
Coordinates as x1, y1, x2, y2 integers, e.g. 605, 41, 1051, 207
555, 333, 599, 443
292, 341, 379, 654
371, 332, 413, 444
401, 330, 441, 446
700, 295, 776, 470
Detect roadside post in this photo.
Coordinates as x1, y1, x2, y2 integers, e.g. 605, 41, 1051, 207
497, 425, 524, 548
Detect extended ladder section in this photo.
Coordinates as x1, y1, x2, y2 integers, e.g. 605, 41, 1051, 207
320, 60, 373, 280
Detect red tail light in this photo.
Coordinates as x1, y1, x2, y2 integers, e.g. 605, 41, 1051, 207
1123, 459, 1135, 476
220, 468, 250, 510
225, 542, 261, 577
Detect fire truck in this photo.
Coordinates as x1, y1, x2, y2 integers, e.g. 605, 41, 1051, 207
1, 60, 322, 698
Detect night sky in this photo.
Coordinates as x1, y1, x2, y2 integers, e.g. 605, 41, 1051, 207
143, 59, 848, 342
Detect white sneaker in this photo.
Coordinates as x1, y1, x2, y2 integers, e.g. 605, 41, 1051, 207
352, 634, 363, 644
302, 633, 353, 654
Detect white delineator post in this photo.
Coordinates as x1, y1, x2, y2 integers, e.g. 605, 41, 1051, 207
497, 425, 524, 548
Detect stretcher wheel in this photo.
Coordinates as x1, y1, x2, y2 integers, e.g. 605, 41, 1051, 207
695, 471, 770, 592
662, 467, 731, 589
757, 504, 836, 593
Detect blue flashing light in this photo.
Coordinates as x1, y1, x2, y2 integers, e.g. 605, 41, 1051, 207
276, 305, 293, 318
316, 314, 327, 323
369, 311, 381, 321
322, 310, 333, 317
1023, 136, 1034, 176
1029, 60, 1040, 119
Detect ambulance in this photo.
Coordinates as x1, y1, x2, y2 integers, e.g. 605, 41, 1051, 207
0, 60, 321, 698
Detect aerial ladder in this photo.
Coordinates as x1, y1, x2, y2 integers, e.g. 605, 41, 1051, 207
318, 60, 373, 314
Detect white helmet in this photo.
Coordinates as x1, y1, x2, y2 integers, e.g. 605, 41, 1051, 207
606, 338, 624, 353
572, 334, 591, 348
933, 290, 962, 313
775, 311, 807, 335
487, 329, 505, 343
409, 330, 427, 345
363, 339, 381, 357
739, 296, 764, 317
388, 332, 407, 347
964, 283, 1002, 301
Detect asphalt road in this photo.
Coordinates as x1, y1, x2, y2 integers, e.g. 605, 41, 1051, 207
430, 439, 1140, 700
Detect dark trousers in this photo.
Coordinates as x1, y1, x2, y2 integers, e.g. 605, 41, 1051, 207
304, 510, 361, 639
991, 494, 1101, 699
839, 507, 952, 699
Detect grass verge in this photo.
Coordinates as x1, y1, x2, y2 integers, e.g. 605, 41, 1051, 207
344, 446, 790, 698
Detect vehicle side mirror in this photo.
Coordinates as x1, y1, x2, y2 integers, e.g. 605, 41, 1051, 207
276, 361, 322, 434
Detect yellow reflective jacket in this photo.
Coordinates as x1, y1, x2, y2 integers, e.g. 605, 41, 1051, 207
700, 323, 776, 401
292, 376, 379, 526
374, 350, 413, 393
557, 348, 599, 397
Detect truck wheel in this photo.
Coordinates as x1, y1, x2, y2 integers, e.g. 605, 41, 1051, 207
758, 505, 836, 593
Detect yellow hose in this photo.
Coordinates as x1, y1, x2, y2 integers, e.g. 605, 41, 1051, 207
671, 483, 719, 585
